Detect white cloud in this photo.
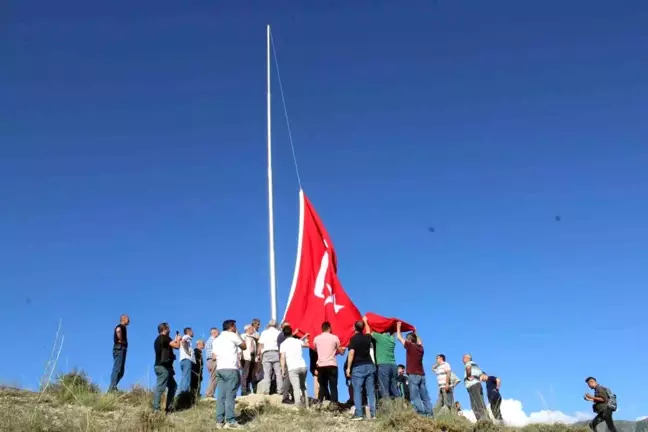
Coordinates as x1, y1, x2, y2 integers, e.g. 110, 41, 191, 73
462, 399, 591, 426
637, 416, 647, 421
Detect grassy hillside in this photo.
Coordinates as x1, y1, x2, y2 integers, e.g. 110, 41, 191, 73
0, 371, 623, 432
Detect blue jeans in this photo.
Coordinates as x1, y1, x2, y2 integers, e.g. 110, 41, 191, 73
153, 366, 177, 412
377, 364, 399, 399
216, 369, 240, 424
408, 374, 432, 416
109, 347, 126, 391
179, 359, 192, 393
351, 363, 376, 418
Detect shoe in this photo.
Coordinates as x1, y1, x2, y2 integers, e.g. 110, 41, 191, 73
224, 422, 241, 429
351, 416, 363, 421
282, 399, 294, 405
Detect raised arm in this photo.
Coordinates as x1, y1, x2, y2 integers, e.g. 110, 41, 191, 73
396, 322, 406, 345
169, 334, 181, 349
363, 316, 372, 334
301, 333, 310, 348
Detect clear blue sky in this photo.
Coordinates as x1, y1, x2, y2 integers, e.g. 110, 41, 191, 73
2, 0, 647, 420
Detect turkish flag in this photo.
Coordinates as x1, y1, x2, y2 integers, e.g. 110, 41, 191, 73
282, 190, 362, 347
365, 312, 415, 334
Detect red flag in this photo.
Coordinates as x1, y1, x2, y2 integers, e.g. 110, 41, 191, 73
365, 312, 415, 334
283, 190, 362, 347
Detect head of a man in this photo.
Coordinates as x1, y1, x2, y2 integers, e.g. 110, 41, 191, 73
267, 319, 277, 329
210, 327, 219, 338
462, 354, 472, 365
436, 354, 446, 365
282, 325, 293, 338
321, 321, 332, 333
196, 340, 204, 350
354, 320, 365, 334
455, 402, 462, 411
406, 333, 418, 344
585, 376, 598, 389
397, 364, 405, 376
120, 314, 130, 326
281, 321, 291, 329
184, 327, 193, 337
157, 322, 170, 335
251, 319, 261, 331
223, 320, 237, 333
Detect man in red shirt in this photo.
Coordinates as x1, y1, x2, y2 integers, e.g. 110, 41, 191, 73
396, 322, 432, 416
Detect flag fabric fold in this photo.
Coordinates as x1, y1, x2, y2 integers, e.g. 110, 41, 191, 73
282, 190, 362, 347
364, 312, 415, 334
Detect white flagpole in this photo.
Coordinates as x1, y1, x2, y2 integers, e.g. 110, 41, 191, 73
267, 24, 278, 322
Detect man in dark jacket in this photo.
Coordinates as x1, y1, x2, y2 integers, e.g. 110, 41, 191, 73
396, 364, 410, 401
585, 377, 618, 432
190, 340, 204, 403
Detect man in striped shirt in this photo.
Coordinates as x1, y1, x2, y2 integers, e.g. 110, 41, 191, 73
432, 354, 454, 412
463, 354, 487, 420
203, 328, 219, 400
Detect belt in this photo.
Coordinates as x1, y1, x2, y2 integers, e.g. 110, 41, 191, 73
263, 350, 279, 353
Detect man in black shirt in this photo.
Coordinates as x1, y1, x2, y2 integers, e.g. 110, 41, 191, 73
480, 373, 503, 421
109, 314, 130, 392
346, 320, 376, 420
585, 377, 618, 432
153, 322, 181, 412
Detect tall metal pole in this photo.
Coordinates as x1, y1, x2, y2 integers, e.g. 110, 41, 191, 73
267, 24, 278, 322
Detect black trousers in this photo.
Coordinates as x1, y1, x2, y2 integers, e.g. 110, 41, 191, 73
240, 359, 257, 395
489, 394, 503, 420
590, 409, 618, 432
317, 366, 339, 403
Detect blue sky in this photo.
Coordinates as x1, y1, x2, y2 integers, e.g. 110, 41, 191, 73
2, 0, 647, 420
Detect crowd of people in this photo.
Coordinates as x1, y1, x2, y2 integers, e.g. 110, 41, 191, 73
109, 314, 619, 431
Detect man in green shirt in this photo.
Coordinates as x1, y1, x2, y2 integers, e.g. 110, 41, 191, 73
363, 316, 398, 399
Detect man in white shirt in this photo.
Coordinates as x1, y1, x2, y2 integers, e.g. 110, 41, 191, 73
178, 327, 196, 394
257, 319, 283, 395
212, 319, 246, 428
279, 325, 309, 408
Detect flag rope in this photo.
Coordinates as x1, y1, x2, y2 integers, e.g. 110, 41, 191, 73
270, 30, 303, 189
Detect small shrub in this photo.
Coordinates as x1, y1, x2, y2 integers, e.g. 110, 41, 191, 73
138, 409, 169, 432
48, 369, 99, 404
121, 384, 154, 408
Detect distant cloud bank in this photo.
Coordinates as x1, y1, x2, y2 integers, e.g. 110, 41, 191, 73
463, 399, 591, 426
